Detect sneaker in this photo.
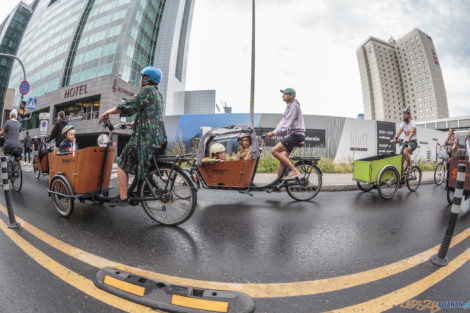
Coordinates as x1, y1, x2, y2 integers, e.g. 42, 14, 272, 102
283, 171, 299, 180
108, 197, 129, 207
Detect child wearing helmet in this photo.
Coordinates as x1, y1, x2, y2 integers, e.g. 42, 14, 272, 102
236, 135, 253, 160
59, 125, 78, 153
202, 142, 226, 164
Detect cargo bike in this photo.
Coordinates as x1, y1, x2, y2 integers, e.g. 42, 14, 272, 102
445, 137, 470, 205
186, 125, 323, 201
47, 120, 197, 225
353, 139, 422, 199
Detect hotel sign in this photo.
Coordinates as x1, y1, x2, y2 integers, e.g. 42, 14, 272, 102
64, 84, 88, 99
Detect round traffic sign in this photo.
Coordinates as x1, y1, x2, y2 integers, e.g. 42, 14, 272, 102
19, 80, 30, 95
41, 121, 47, 127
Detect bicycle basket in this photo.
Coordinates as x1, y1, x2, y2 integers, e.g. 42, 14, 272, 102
438, 148, 447, 160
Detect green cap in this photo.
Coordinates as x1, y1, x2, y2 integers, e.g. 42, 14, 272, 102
280, 88, 296, 98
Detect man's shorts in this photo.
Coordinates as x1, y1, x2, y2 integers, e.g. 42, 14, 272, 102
400, 140, 418, 154
281, 133, 305, 153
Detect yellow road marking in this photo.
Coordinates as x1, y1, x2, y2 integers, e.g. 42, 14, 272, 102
171, 295, 229, 313
103, 275, 146, 297
0, 218, 160, 313
326, 247, 470, 313
1, 205, 470, 298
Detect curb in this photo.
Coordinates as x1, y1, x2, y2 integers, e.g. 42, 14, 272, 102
322, 179, 435, 192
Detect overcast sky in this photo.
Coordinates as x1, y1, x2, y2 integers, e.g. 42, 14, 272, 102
2, 0, 469, 118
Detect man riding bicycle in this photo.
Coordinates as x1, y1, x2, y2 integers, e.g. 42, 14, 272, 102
0, 109, 21, 156
266, 88, 306, 180
390, 108, 417, 173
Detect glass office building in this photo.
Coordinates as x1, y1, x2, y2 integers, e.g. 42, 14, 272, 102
0, 1, 33, 121
4, 0, 196, 145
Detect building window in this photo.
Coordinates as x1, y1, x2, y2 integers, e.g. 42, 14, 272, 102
55, 98, 101, 122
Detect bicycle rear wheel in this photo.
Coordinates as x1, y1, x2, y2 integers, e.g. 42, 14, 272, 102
377, 166, 399, 199
433, 162, 445, 185
10, 160, 22, 192
286, 162, 322, 201
139, 164, 197, 225
407, 165, 422, 192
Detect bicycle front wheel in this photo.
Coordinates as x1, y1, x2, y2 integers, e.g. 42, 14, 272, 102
286, 162, 322, 201
433, 162, 445, 185
10, 160, 22, 192
139, 164, 197, 225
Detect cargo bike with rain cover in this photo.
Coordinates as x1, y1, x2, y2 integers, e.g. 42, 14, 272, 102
47, 120, 197, 225
187, 125, 323, 201
353, 139, 422, 199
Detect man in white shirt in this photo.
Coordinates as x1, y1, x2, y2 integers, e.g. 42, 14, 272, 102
390, 108, 418, 173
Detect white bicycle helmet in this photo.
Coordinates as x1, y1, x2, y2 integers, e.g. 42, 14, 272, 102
210, 142, 225, 155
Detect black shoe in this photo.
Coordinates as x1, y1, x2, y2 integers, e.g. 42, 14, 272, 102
108, 197, 129, 207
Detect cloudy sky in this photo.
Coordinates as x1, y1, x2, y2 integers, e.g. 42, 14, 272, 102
1, 0, 469, 118
185, 0, 470, 118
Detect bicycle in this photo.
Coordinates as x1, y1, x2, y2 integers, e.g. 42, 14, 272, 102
5, 150, 23, 192
354, 138, 422, 199
186, 126, 322, 201
434, 144, 449, 185
48, 120, 197, 226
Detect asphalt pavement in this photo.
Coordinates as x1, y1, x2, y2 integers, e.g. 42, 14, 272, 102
0, 166, 469, 313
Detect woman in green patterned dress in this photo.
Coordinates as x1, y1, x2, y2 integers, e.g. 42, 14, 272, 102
99, 67, 167, 206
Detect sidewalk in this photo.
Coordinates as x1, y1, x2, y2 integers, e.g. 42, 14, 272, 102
21, 160, 435, 192
252, 171, 435, 191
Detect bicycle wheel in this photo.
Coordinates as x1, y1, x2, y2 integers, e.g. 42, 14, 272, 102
433, 162, 445, 185
447, 188, 454, 205
357, 181, 374, 192
50, 176, 74, 217
139, 164, 197, 225
10, 160, 22, 192
407, 165, 422, 192
286, 162, 322, 201
377, 166, 399, 199
33, 161, 41, 179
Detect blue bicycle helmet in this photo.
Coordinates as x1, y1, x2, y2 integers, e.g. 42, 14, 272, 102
140, 66, 162, 84
62, 124, 75, 136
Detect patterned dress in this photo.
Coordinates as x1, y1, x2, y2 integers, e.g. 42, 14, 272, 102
116, 85, 167, 180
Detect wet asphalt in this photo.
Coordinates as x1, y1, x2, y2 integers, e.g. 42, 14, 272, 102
1, 169, 470, 313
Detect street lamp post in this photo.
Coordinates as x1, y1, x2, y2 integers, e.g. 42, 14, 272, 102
0, 53, 27, 101
249, 0, 255, 127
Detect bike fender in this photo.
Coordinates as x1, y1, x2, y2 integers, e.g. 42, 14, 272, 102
159, 163, 198, 190
294, 161, 323, 176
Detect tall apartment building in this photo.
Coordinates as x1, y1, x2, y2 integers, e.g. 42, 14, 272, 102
357, 28, 449, 122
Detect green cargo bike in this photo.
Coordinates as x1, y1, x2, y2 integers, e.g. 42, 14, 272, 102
353, 142, 422, 199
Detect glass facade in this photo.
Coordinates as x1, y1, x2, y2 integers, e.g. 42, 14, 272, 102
123, 0, 165, 87
0, 3, 33, 118
175, 0, 191, 81
8, 0, 87, 101
6, 0, 193, 116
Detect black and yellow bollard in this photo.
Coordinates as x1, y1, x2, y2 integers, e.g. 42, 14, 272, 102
431, 163, 467, 266
1, 156, 19, 229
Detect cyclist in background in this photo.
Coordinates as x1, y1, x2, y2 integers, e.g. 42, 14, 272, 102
441, 128, 459, 161
390, 108, 417, 174
0, 109, 21, 156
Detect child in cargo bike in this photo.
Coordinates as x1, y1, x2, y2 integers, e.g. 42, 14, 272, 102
59, 125, 78, 154
202, 143, 226, 164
